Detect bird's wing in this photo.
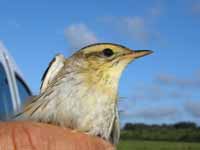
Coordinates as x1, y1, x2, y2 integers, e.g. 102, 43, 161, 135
109, 107, 120, 145
40, 54, 65, 93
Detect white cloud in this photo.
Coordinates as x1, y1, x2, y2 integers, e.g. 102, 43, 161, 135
100, 5, 162, 44
101, 15, 160, 44
185, 100, 200, 118
131, 85, 164, 101
150, 6, 161, 16
8, 20, 21, 29
156, 74, 176, 85
169, 91, 190, 99
122, 16, 149, 43
123, 106, 179, 120
64, 24, 98, 50
192, 2, 200, 14
156, 73, 200, 88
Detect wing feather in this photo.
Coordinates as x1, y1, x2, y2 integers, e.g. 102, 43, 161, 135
110, 107, 120, 144
40, 54, 65, 93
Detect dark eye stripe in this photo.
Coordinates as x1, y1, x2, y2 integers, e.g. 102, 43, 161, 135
103, 48, 114, 57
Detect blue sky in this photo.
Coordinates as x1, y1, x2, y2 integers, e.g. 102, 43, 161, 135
0, 0, 200, 125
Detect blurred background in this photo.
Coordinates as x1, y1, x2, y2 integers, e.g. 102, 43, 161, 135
0, 0, 200, 149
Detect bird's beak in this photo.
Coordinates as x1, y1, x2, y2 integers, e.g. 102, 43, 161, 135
133, 50, 153, 59
126, 50, 153, 59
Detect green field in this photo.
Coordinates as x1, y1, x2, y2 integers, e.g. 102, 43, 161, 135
118, 140, 200, 150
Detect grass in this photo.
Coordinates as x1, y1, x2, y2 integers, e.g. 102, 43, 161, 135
117, 140, 200, 150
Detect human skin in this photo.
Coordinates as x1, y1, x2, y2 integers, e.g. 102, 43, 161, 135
0, 121, 114, 150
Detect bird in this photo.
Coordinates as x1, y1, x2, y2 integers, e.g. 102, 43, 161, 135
16, 43, 153, 145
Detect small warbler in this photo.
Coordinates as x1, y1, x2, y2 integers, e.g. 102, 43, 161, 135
16, 43, 153, 145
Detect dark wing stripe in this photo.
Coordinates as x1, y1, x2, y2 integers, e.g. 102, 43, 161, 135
40, 57, 56, 89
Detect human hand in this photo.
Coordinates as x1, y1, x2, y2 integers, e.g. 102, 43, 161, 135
0, 121, 114, 150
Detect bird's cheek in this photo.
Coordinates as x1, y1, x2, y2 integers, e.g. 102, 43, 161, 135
118, 57, 134, 69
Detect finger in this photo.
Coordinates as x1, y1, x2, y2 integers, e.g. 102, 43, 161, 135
0, 121, 114, 150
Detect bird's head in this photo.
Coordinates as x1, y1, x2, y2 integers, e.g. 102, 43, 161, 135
70, 43, 153, 89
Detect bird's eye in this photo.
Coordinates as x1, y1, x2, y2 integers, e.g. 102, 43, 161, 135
102, 48, 114, 57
